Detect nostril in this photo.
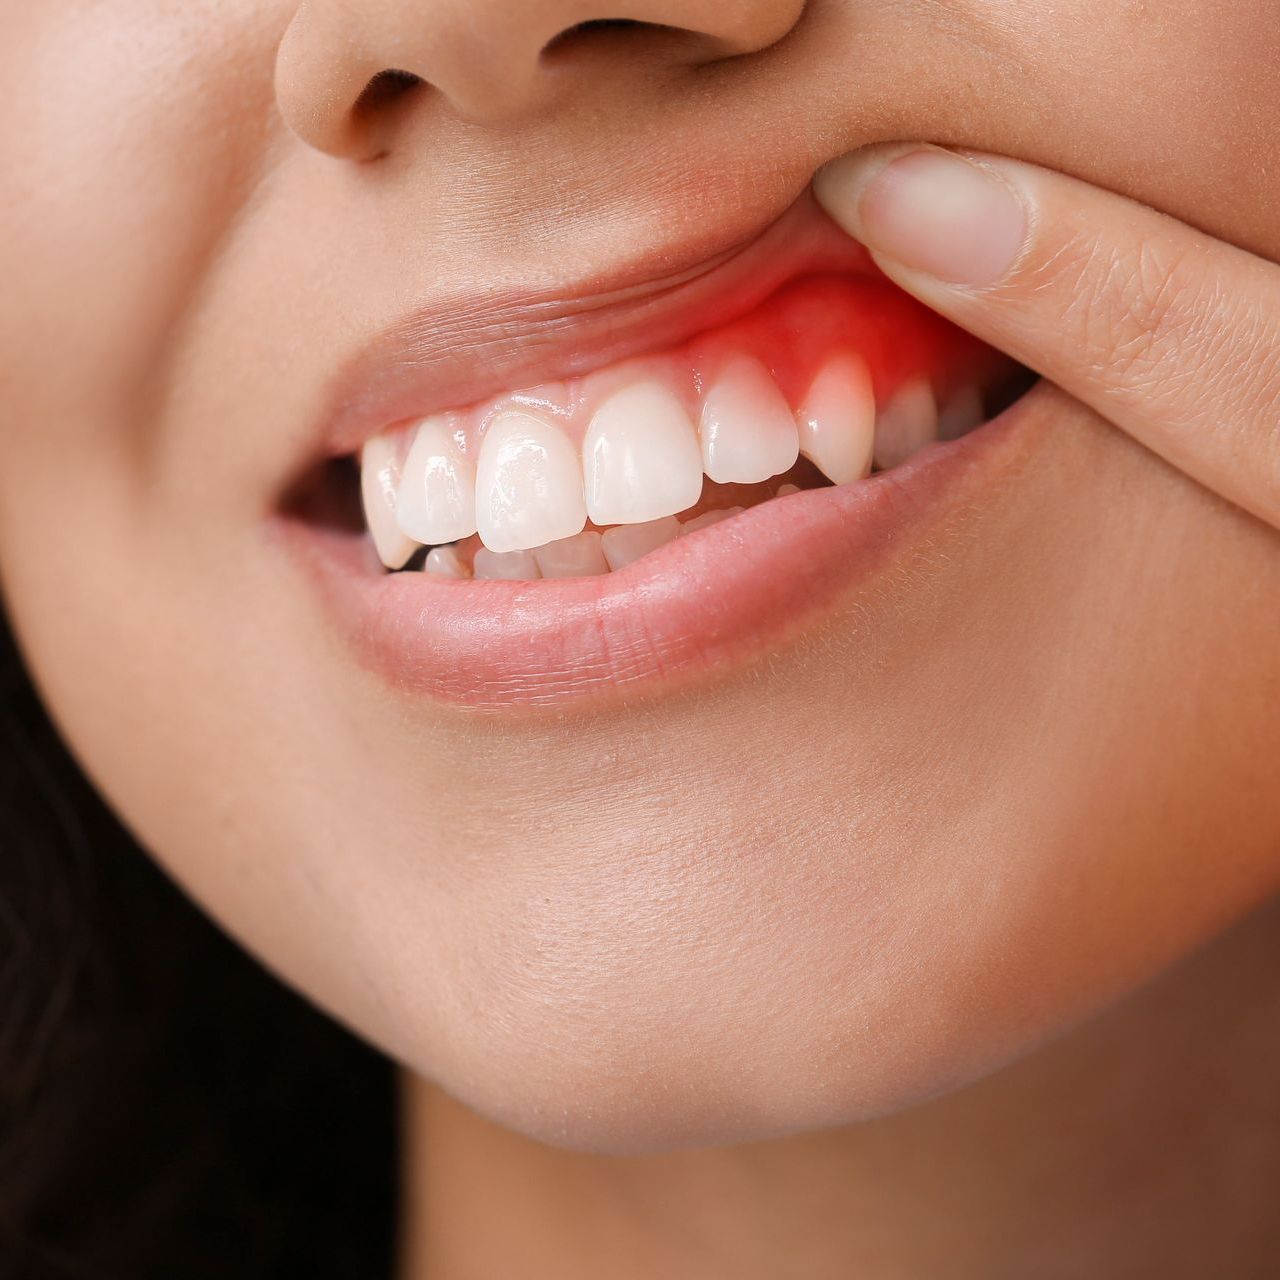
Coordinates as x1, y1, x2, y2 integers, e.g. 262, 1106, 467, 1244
354, 68, 425, 118
548, 17, 642, 40
564, 18, 645, 35
541, 18, 657, 58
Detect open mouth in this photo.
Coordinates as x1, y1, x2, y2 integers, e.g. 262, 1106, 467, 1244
282, 204, 1039, 707
303, 273, 1031, 579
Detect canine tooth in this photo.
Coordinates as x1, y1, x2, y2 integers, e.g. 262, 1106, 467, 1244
699, 356, 799, 484
423, 545, 470, 579
796, 354, 876, 484
476, 411, 586, 553
601, 516, 681, 570
680, 506, 744, 533
937, 384, 986, 441
874, 378, 939, 470
534, 530, 609, 579
360, 435, 419, 570
395, 416, 477, 546
584, 381, 703, 526
473, 547, 542, 580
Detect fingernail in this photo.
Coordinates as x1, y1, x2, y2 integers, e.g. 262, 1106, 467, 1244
816, 147, 1028, 288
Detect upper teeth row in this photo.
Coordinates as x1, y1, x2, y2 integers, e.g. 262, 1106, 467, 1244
361, 352, 985, 569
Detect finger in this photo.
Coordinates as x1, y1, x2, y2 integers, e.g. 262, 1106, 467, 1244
814, 144, 1280, 531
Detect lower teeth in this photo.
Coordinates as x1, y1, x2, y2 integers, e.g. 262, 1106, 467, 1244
420, 477, 808, 581
409, 473, 814, 583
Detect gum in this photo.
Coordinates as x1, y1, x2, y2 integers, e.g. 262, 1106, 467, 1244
385, 272, 1003, 461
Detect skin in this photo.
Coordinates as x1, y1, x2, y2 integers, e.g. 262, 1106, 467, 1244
1, 0, 1278, 1273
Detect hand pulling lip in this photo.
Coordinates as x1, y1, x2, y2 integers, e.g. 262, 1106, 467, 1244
314, 190, 876, 464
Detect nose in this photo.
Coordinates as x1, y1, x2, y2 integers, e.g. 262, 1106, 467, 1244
276, 0, 806, 158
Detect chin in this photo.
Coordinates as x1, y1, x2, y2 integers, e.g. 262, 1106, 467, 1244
332, 793, 1255, 1158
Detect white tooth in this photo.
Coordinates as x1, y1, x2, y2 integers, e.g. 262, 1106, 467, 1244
360, 435, 420, 570
584, 381, 703, 526
775, 483, 801, 496
395, 416, 477, 546
534, 530, 609, 579
796, 354, 876, 485
937, 384, 986, 441
600, 516, 681, 571
473, 547, 542, 580
699, 357, 799, 484
873, 378, 939, 470
423, 545, 470, 579
476, 411, 586, 553
680, 505, 744, 534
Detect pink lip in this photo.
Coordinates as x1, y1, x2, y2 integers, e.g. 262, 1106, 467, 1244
284, 388, 1041, 710
318, 191, 874, 461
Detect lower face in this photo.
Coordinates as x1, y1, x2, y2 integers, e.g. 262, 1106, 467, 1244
1, 0, 1279, 1154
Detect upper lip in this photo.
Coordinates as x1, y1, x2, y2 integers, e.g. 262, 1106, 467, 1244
317, 187, 874, 461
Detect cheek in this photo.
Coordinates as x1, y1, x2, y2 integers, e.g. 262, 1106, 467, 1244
0, 1, 282, 512
999, 0, 1280, 257
0, 1, 290, 788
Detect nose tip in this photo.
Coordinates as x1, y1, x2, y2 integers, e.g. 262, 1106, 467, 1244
275, 0, 807, 160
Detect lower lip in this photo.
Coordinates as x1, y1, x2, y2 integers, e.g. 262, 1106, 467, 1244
284, 385, 1043, 710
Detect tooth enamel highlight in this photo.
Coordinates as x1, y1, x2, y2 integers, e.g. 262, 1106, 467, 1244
473, 547, 542, 580
360, 435, 420, 570
796, 354, 876, 485
937, 384, 985, 441
395, 416, 477, 546
475, 411, 587, 553
534, 530, 609, 579
584, 381, 703, 527
873, 378, 939, 471
600, 516, 681, 571
699, 357, 799, 484
423, 545, 470, 579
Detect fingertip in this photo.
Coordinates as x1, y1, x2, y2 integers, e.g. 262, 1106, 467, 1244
812, 144, 906, 238
816, 144, 1029, 290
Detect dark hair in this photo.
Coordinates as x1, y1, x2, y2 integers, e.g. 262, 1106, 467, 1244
0, 610, 396, 1278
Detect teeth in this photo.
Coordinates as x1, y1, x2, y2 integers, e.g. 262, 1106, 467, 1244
395, 416, 477, 546
473, 547, 542, 580
423, 545, 470, 579
699, 357, 799, 484
534, 530, 609, 579
873, 378, 939, 471
796, 354, 876, 484
475, 411, 587, 553
584, 381, 704, 526
680, 506, 744, 534
365, 343, 998, 574
361, 435, 420, 570
600, 516, 682, 571
937, 384, 986, 441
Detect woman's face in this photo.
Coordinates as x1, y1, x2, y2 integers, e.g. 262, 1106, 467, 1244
3, 0, 1278, 1152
